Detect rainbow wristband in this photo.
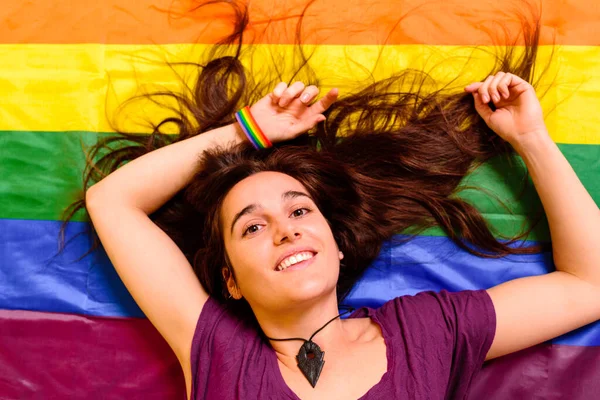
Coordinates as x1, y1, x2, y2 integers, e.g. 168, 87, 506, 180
235, 106, 273, 149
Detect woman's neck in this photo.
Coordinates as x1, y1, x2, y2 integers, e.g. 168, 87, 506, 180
253, 298, 358, 364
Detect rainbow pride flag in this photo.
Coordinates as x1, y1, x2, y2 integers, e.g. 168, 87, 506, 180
1, 0, 599, 398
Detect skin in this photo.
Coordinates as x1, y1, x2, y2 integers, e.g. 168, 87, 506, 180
86, 74, 600, 400
220, 171, 389, 398
220, 171, 343, 321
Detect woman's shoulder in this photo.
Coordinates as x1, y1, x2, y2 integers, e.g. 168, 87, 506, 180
379, 288, 492, 314
353, 290, 495, 398
191, 296, 261, 353
351, 289, 494, 339
190, 297, 271, 399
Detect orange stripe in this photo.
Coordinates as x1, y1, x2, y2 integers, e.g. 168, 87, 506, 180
0, 0, 597, 45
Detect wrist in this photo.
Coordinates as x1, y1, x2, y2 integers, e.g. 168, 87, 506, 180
511, 129, 553, 156
204, 123, 247, 148
235, 106, 273, 149
232, 121, 248, 143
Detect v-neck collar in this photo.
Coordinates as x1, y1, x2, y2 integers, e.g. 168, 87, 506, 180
268, 305, 394, 399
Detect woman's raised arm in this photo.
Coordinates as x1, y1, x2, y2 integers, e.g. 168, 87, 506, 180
85, 82, 337, 398
85, 123, 246, 394
466, 73, 600, 360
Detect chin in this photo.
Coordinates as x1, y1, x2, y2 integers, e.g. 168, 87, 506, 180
269, 257, 340, 305
283, 276, 338, 305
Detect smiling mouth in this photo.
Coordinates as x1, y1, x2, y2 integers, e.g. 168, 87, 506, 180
275, 252, 316, 271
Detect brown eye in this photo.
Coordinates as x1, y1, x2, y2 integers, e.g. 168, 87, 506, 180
243, 224, 260, 236
291, 208, 310, 217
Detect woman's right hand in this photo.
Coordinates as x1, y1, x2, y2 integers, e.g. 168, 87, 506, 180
248, 81, 339, 143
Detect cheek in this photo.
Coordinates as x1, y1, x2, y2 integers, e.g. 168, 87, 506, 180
312, 219, 337, 243
230, 238, 272, 278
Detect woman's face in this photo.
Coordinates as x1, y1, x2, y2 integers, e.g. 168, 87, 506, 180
220, 171, 342, 312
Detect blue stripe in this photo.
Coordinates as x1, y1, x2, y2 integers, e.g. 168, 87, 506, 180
1, 218, 599, 345
0, 219, 144, 318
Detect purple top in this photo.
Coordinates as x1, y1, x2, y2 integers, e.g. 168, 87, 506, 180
191, 290, 496, 399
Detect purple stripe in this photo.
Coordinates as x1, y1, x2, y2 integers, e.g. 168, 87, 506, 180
471, 343, 600, 399
1, 308, 599, 399
0, 309, 185, 399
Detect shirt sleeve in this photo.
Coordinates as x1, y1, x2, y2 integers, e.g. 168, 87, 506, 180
189, 297, 263, 400
377, 289, 496, 399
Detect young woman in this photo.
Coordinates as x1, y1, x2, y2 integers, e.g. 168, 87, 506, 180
57, 2, 600, 397
79, 70, 600, 399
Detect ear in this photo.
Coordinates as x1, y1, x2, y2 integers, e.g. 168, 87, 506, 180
335, 241, 343, 259
222, 267, 241, 299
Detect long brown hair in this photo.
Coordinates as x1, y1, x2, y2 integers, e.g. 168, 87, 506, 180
60, 0, 551, 308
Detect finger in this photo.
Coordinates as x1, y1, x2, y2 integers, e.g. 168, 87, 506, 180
310, 88, 339, 114
489, 72, 506, 103
270, 82, 288, 104
464, 82, 483, 93
472, 92, 493, 121
478, 75, 495, 103
505, 73, 532, 96
300, 85, 319, 104
504, 73, 530, 88
498, 73, 512, 99
292, 113, 327, 135
279, 81, 306, 107
273, 82, 288, 97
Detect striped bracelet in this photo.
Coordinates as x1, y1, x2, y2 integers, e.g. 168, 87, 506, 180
235, 106, 273, 149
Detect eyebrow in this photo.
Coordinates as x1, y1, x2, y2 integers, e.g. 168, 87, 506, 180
229, 190, 312, 235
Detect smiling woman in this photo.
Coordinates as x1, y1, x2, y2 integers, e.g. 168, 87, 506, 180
56, 0, 600, 399
220, 172, 341, 305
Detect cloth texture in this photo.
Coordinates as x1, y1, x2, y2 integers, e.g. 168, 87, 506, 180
191, 289, 496, 399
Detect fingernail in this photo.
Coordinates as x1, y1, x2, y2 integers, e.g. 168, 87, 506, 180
301, 93, 310, 103
482, 94, 489, 103
493, 94, 500, 102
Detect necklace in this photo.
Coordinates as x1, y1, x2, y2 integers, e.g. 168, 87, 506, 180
265, 308, 355, 388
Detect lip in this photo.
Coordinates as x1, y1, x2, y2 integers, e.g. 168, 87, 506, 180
278, 253, 317, 272
274, 247, 318, 271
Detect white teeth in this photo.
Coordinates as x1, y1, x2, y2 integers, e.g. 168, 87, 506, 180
276, 252, 314, 271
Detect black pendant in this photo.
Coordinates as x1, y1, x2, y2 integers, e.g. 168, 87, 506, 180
296, 340, 325, 388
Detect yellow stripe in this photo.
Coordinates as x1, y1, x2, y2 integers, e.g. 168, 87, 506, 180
0, 43, 598, 144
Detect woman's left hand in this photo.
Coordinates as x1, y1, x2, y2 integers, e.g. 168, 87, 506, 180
464, 72, 548, 148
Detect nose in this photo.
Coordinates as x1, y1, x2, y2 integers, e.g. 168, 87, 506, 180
274, 220, 302, 244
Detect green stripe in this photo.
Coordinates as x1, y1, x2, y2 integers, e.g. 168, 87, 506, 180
2, 130, 599, 241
